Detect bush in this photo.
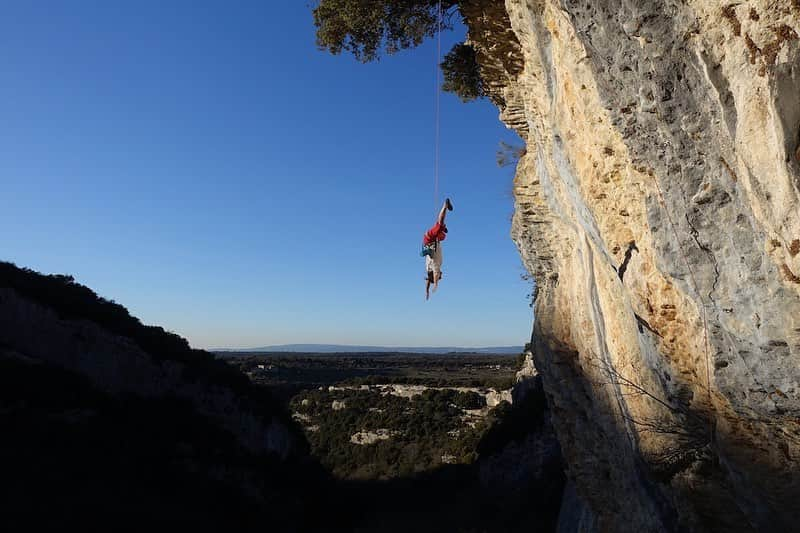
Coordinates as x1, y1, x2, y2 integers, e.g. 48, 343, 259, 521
453, 390, 485, 410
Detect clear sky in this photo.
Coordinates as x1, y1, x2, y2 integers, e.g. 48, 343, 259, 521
1, 1, 533, 349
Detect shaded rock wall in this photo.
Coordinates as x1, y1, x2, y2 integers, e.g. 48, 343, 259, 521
465, 1, 800, 531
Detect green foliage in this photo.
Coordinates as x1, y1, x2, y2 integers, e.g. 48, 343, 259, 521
441, 42, 484, 101
313, 2, 490, 105
453, 390, 486, 410
341, 372, 514, 390
292, 386, 491, 479
313, 0, 458, 62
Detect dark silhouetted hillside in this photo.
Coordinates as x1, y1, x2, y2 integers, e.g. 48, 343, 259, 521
0, 261, 330, 531
0, 261, 295, 432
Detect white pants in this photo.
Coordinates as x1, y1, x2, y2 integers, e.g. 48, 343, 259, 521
425, 242, 443, 277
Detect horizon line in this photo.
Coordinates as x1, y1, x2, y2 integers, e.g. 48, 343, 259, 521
208, 342, 525, 351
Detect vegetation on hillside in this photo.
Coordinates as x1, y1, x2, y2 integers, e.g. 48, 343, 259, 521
226, 352, 518, 402
285, 377, 564, 531
1, 262, 202, 364
291, 387, 487, 478
312, 0, 485, 101
344, 372, 514, 387
0, 261, 292, 428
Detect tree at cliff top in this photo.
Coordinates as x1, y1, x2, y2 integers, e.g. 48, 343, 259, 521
440, 42, 485, 101
313, 0, 484, 101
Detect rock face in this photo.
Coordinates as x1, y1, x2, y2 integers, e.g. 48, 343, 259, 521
465, 1, 800, 531
486, 388, 513, 406
350, 429, 396, 445
513, 349, 539, 402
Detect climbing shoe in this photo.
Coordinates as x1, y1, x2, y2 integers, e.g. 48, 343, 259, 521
445, 198, 453, 211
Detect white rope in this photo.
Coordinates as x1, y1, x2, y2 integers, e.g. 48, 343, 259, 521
433, 0, 442, 209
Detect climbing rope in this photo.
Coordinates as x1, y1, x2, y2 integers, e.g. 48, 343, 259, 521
650, 170, 713, 394
634, 60, 716, 446
648, 139, 716, 445
433, 0, 442, 209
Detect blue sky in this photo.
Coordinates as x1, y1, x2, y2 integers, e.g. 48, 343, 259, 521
1, 1, 533, 348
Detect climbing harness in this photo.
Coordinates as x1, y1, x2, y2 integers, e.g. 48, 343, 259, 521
420, 241, 437, 258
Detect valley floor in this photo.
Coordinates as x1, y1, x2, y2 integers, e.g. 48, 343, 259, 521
222, 352, 565, 531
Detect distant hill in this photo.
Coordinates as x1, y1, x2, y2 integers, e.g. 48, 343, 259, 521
215, 344, 524, 354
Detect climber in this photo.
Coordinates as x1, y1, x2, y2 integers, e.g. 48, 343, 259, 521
421, 197, 454, 300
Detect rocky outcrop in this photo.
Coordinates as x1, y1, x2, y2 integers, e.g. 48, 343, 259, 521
465, 1, 800, 531
486, 388, 513, 406
331, 383, 513, 406
350, 429, 396, 445
513, 349, 539, 402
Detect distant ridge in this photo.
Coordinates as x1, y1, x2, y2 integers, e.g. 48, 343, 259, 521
214, 344, 523, 354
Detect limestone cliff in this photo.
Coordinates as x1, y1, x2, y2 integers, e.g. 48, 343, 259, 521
465, 1, 800, 531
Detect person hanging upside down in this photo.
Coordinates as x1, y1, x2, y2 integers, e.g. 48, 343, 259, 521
421, 198, 454, 300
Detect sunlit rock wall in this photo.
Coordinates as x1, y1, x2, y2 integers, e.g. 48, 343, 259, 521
465, 1, 800, 530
